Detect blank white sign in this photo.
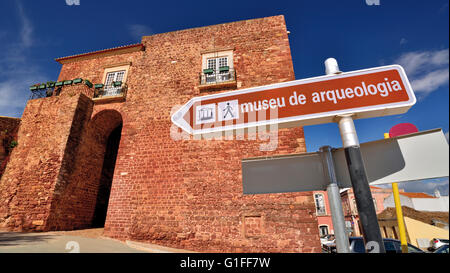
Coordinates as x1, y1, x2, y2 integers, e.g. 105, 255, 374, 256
242, 129, 449, 194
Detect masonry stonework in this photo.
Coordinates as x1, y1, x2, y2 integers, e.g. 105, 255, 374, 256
0, 15, 321, 252
0, 117, 21, 179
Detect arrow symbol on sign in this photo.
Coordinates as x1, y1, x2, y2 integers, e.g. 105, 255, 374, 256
172, 65, 416, 136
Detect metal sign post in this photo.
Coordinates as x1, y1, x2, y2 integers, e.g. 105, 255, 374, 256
241, 128, 448, 253
319, 145, 350, 253
173, 58, 422, 253
326, 58, 385, 253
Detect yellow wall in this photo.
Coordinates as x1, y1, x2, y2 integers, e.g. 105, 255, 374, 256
404, 217, 449, 247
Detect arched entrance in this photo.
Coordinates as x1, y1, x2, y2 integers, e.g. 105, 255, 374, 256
89, 110, 123, 228
91, 124, 122, 227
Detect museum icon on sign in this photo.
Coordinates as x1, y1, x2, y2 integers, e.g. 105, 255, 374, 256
195, 103, 216, 124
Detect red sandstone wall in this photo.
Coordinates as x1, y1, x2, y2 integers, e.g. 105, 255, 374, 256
45, 88, 101, 231
0, 117, 21, 179
1, 15, 321, 252
0, 117, 20, 134
0, 91, 93, 231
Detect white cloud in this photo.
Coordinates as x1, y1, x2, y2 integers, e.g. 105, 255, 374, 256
378, 178, 449, 196
0, 1, 46, 117
410, 68, 449, 94
128, 24, 152, 41
397, 178, 449, 196
395, 49, 449, 95
16, 0, 33, 48
396, 49, 449, 75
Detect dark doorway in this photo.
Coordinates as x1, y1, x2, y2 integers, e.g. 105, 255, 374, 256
91, 124, 122, 227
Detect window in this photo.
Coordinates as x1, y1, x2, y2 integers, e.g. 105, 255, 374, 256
104, 70, 125, 96
218, 57, 228, 68
319, 225, 329, 237
384, 241, 397, 253
207, 57, 227, 71
352, 199, 358, 213
97, 63, 130, 100
351, 238, 366, 253
200, 49, 235, 87
314, 193, 326, 215
205, 56, 231, 83
408, 244, 425, 253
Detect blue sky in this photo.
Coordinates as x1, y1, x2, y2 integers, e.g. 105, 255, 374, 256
0, 0, 448, 194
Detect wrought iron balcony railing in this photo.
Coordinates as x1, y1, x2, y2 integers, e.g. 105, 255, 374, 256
199, 68, 236, 86
93, 83, 127, 99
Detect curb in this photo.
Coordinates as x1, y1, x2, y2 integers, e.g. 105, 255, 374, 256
125, 240, 197, 253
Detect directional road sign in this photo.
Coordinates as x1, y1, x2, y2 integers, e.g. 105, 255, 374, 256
172, 65, 416, 135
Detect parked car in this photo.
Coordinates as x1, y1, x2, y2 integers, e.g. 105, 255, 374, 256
433, 244, 449, 253
320, 234, 336, 246
323, 237, 425, 253
348, 237, 424, 253
429, 238, 449, 251
320, 234, 336, 252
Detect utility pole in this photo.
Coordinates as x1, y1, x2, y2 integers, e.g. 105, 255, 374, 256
325, 58, 386, 253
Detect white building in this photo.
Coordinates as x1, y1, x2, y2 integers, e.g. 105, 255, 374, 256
384, 190, 449, 212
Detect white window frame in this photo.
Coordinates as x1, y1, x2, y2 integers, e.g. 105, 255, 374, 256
314, 193, 327, 215
101, 64, 130, 97
200, 50, 234, 85
202, 50, 233, 71
103, 70, 125, 96
319, 225, 329, 237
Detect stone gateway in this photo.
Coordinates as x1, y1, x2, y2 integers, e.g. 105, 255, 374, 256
0, 15, 321, 252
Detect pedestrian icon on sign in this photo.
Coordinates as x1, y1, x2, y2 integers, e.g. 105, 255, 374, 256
218, 100, 239, 122
223, 103, 234, 119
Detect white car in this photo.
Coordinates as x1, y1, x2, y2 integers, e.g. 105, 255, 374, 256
430, 238, 449, 251
320, 234, 336, 251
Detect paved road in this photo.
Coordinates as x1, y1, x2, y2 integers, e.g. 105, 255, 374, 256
0, 231, 148, 253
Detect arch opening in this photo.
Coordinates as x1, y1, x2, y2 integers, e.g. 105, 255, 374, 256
86, 109, 123, 228
91, 124, 122, 227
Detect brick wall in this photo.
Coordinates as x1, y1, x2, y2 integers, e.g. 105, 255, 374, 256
0, 15, 321, 252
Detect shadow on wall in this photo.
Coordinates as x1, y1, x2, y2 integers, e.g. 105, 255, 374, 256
91, 124, 122, 228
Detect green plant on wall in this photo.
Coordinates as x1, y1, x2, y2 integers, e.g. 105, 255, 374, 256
1, 130, 18, 154
46, 81, 56, 88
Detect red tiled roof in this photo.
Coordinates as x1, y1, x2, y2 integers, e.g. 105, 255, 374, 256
399, 192, 436, 199
55, 43, 144, 63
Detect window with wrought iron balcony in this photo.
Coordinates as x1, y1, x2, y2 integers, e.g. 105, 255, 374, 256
200, 66, 236, 85
92, 68, 128, 103
199, 51, 237, 91
93, 81, 127, 99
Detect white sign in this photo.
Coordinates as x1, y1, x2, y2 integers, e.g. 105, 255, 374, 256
242, 129, 449, 194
